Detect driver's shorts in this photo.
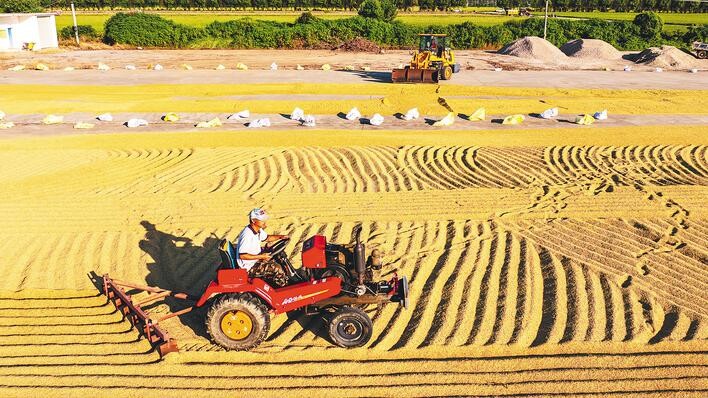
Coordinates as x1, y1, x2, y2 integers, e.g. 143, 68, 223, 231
249, 259, 287, 287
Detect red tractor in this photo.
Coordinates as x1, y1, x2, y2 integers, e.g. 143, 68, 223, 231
102, 227, 408, 355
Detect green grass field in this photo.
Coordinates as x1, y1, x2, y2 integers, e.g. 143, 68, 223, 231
555, 11, 708, 26
56, 10, 704, 36
55, 12, 517, 33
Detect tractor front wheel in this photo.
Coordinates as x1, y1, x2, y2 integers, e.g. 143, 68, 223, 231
697, 50, 707, 59
328, 306, 373, 348
206, 293, 270, 351
441, 65, 453, 80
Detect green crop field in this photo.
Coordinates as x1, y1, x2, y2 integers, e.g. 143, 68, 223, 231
555, 11, 708, 26
398, 14, 517, 26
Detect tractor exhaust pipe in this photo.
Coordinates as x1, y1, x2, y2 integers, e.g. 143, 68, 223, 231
354, 226, 366, 290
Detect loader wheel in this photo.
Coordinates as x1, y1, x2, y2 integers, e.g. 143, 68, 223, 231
206, 293, 270, 351
328, 306, 372, 348
441, 65, 453, 80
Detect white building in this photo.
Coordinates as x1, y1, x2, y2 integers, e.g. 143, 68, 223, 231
0, 13, 58, 51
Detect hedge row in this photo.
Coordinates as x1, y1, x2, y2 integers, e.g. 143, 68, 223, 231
103, 12, 204, 46
102, 12, 707, 51
59, 25, 100, 40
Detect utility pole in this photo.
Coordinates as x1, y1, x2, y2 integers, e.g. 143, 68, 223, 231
543, 0, 549, 40
71, 2, 79, 45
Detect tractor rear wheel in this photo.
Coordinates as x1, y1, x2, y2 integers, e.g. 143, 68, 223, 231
441, 65, 453, 80
328, 306, 372, 348
206, 293, 270, 351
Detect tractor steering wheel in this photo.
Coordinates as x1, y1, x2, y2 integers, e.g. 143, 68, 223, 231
266, 237, 290, 258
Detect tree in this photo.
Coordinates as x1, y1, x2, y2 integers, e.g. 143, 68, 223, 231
379, 0, 397, 21
434, 0, 451, 11
2, 0, 44, 12
400, 0, 416, 11
358, 0, 383, 18
551, 0, 570, 12
639, 0, 656, 11
418, 0, 434, 9
655, 0, 670, 11
597, 0, 611, 11
633, 11, 662, 40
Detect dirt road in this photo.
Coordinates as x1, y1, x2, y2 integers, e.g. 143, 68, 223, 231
2, 68, 707, 90
3, 47, 703, 71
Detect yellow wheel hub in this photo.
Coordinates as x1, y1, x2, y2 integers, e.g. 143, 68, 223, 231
221, 310, 253, 340
444, 67, 452, 79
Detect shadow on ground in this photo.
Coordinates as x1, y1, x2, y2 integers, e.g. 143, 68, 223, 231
342, 70, 392, 83
92, 221, 334, 345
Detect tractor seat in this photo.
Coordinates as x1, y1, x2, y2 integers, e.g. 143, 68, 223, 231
218, 239, 238, 270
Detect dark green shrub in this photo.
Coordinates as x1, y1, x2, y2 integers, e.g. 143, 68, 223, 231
483, 24, 514, 48
59, 25, 98, 40
207, 19, 293, 48
104, 12, 203, 47
682, 25, 708, 44
173, 24, 205, 46
391, 21, 419, 46
511, 18, 569, 48
295, 12, 319, 24
633, 12, 663, 40
611, 20, 644, 49
98, 11, 701, 52
380, 0, 398, 22
358, 0, 383, 19
444, 22, 482, 48
357, 0, 397, 22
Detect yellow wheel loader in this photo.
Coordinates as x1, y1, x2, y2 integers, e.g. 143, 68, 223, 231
391, 34, 461, 83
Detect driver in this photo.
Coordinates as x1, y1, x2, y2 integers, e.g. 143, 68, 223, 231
235, 208, 289, 287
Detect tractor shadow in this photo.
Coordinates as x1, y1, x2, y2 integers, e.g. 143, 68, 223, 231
135, 220, 222, 339
103, 220, 337, 345
267, 309, 335, 346
267, 305, 380, 347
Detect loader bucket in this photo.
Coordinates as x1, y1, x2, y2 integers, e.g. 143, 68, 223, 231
391, 68, 439, 83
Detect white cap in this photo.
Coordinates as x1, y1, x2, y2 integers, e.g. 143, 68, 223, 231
249, 208, 269, 221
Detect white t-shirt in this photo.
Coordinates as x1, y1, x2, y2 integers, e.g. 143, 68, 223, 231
235, 226, 267, 270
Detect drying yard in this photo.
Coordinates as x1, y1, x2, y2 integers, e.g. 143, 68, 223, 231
0, 42, 706, 396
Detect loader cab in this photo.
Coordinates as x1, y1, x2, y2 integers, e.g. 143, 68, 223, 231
419, 34, 447, 58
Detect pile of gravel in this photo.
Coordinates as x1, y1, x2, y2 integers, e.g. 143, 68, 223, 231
498, 36, 567, 63
629, 45, 700, 69
560, 39, 622, 59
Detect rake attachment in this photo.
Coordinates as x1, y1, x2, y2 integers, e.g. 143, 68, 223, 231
102, 274, 195, 356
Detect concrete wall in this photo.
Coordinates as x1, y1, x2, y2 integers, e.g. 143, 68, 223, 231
37, 15, 58, 49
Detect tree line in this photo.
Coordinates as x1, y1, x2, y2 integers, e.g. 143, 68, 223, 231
94, 9, 704, 49
30, 0, 708, 12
